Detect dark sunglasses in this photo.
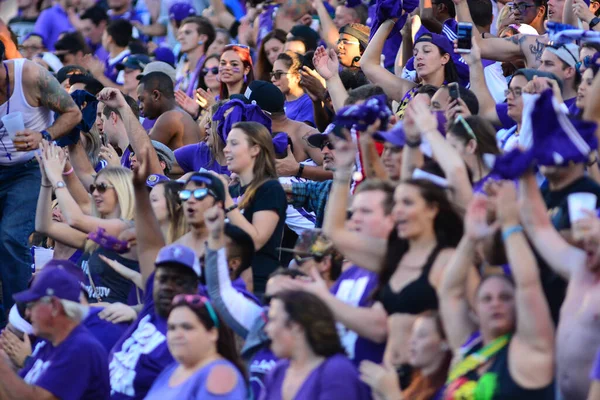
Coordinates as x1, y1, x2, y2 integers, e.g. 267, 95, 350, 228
172, 294, 219, 327
320, 140, 334, 150
270, 71, 291, 80
509, 2, 536, 11
90, 182, 115, 194
202, 67, 219, 75
179, 188, 217, 202
293, 254, 325, 266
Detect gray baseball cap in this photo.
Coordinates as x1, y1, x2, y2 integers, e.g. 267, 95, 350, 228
137, 61, 177, 83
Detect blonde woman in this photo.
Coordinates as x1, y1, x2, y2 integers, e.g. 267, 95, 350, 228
39, 141, 139, 304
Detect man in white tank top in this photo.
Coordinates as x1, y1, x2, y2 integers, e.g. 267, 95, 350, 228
0, 39, 81, 326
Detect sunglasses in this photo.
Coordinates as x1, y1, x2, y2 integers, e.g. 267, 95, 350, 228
509, 2, 536, 11
179, 188, 217, 202
172, 294, 220, 328
293, 254, 325, 266
270, 71, 291, 80
90, 182, 115, 194
202, 66, 219, 75
336, 38, 360, 46
320, 140, 335, 150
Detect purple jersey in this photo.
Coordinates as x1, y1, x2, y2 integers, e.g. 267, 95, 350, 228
249, 346, 278, 399
260, 354, 368, 400
84, 307, 130, 352
284, 94, 315, 125
105, 50, 131, 85
32, 4, 73, 50
174, 142, 231, 174
330, 266, 385, 365
121, 147, 132, 170
20, 325, 110, 400
108, 274, 173, 400
257, 4, 279, 47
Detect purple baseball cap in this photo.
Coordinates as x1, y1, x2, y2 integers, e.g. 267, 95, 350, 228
146, 174, 170, 189
169, 2, 196, 22
14, 266, 81, 303
152, 47, 176, 68
155, 244, 201, 276
373, 123, 405, 148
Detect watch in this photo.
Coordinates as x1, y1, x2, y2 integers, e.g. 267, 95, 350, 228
54, 181, 66, 190
590, 17, 600, 29
41, 130, 52, 142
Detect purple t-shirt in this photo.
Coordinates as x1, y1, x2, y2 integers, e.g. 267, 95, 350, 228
89, 40, 110, 63
108, 274, 173, 400
105, 50, 131, 84
142, 118, 156, 132
20, 325, 110, 400
32, 4, 73, 50
174, 141, 230, 174
284, 94, 315, 126
121, 147, 132, 170
145, 359, 247, 400
442, 18, 458, 41
473, 172, 502, 194
84, 307, 130, 353
249, 346, 278, 399
259, 354, 368, 400
329, 266, 385, 366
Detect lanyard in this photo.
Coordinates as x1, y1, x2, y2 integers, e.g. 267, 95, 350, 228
185, 54, 206, 97
1, 62, 11, 160
447, 334, 511, 383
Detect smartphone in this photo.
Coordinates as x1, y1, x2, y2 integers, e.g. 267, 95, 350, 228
448, 82, 460, 101
456, 22, 473, 54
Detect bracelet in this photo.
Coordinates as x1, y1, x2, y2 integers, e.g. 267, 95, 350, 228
501, 225, 523, 241
41, 183, 52, 188
406, 138, 422, 148
296, 163, 304, 179
224, 204, 238, 214
62, 167, 74, 176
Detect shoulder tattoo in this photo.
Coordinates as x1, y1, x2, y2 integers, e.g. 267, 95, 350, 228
36, 65, 77, 113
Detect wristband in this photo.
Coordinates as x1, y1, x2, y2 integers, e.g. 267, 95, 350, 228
590, 16, 600, 29
225, 204, 238, 214
406, 138, 422, 148
501, 225, 523, 241
590, 349, 600, 380
296, 163, 304, 179
62, 167, 74, 176
41, 130, 52, 142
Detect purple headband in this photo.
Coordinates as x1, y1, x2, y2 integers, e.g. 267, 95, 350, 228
334, 95, 392, 131
213, 99, 273, 143
87, 228, 130, 254
272, 132, 289, 154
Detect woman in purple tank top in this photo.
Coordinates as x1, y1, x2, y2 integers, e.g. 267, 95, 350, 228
145, 294, 247, 400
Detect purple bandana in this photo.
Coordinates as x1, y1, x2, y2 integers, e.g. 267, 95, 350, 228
213, 99, 273, 143
334, 95, 392, 131
272, 132, 289, 154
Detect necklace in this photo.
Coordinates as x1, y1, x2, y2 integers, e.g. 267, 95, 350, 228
0, 62, 11, 160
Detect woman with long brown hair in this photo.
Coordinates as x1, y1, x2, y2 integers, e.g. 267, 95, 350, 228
359, 311, 452, 400
255, 29, 287, 82
216, 121, 287, 297
261, 290, 368, 399
219, 44, 255, 100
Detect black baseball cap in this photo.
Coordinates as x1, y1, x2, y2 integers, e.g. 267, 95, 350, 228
184, 172, 226, 203
240, 80, 285, 114
116, 54, 151, 71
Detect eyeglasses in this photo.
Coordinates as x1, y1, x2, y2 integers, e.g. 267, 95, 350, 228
202, 67, 219, 75
320, 140, 334, 150
179, 188, 217, 202
90, 182, 115, 194
504, 87, 523, 98
336, 39, 360, 46
509, 2, 536, 11
270, 71, 291, 80
172, 294, 220, 328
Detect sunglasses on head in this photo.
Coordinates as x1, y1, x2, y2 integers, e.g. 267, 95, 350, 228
202, 66, 219, 75
172, 294, 220, 328
179, 188, 217, 202
224, 44, 250, 53
90, 182, 115, 194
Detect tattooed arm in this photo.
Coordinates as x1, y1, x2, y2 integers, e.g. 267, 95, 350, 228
27, 61, 81, 139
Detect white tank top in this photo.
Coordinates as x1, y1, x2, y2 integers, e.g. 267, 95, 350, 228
0, 59, 54, 166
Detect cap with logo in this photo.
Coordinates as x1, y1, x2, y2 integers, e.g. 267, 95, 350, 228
241, 80, 285, 114
116, 54, 151, 71
13, 264, 82, 304
169, 2, 197, 22
184, 172, 226, 202
155, 244, 201, 276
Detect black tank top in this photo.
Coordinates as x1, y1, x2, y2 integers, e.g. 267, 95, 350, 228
377, 245, 442, 315
445, 341, 555, 399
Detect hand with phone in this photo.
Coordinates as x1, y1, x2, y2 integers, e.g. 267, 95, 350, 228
456, 22, 473, 54
457, 36, 482, 66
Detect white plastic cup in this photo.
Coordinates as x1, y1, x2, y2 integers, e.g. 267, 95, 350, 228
33, 247, 54, 271
1, 112, 25, 140
568, 192, 597, 222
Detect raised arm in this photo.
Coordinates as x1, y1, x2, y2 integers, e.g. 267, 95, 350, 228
97, 88, 163, 175
34, 152, 87, 249
204, 206, 263, 338
313, 0, 340, 48
410, 97, 473, 210
420, 0, 445, 33
68, 142, 97, 191
583, 64, 600, 155
463, 39, 501, 125
359, 134, 389, 180
132, 147, 166, 287
42, 143, 128, 236
439, 196, 490, 352
62, 156, 92, 216
496, 182, 554, 385
518, 172, 586, 280
209, 0, 237, 30
400, 112, 425, 179
322, 132, 388, 271
313, 46, 349, 112
360, 20, 415, 102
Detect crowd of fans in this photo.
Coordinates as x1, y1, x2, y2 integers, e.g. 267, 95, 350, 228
3, 0, 600, 398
